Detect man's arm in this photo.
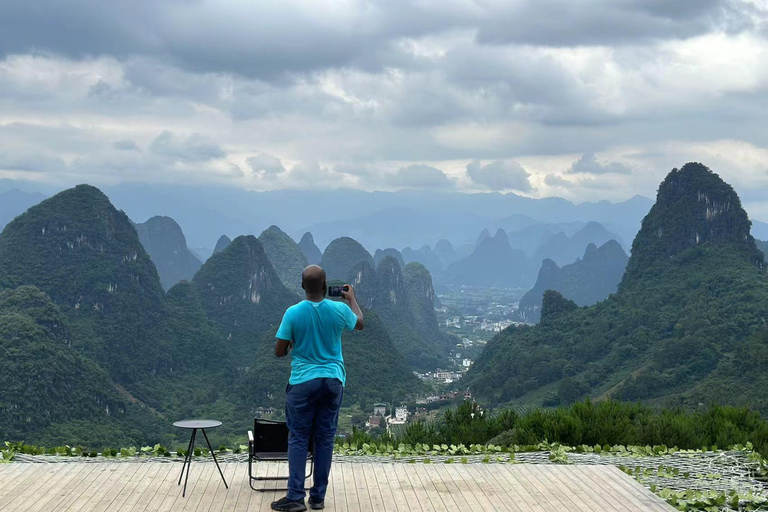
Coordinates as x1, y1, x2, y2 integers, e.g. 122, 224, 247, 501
342, 284, 364, 330
275, 338, 291, 357
275, 309, 293, 357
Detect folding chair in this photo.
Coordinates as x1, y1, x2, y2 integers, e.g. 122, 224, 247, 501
248, 417, 314, 492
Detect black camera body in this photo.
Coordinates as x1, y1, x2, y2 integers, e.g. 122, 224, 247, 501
327, 285, 349, 298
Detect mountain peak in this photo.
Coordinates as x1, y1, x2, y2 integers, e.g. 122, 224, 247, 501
298, 231, 322, 265
622, 162, 764, 287
321, 236, 373, 281
214, 235, 231, 254
539, 290, 578, 323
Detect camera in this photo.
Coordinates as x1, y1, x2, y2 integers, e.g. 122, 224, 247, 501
327, 285, 349, 298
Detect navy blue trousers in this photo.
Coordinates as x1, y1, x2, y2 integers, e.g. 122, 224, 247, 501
285, 377, 343, 501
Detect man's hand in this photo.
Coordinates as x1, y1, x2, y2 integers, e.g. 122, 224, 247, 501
342, 284, 364, 330
340, 284, 356, 302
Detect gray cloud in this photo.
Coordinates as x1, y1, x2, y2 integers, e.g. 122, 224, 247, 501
247, 153, 286, 176
0, 150, 66, 173
113, 140, 139, 151
0, 1, 767, 199
544, 174, 574, 188
477, 0, 756, 46
466, 160, 533, 192
568, 153, 632, 175
150, 131, 225, 162
387, 164, 455, 189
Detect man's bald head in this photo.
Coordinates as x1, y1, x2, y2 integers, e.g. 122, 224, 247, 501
302, 265, 327, 296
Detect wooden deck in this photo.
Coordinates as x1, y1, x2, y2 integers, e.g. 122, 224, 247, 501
0, 461, 673, 511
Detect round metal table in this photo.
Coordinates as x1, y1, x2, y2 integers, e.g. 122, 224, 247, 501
173, 419, 228, 497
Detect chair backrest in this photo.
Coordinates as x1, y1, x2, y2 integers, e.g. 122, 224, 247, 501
253, 418, 314, 454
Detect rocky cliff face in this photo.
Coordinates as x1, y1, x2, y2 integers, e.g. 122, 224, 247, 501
622, 162, 764, 289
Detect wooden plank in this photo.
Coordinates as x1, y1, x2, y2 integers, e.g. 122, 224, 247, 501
524, 464, 594, 512
65, 464, 127, 512
351, 463, 373, 509
571, 465, 656, 512
371, 462, 399, 512
57, 464, 114, 511
248, 462, 276, 512
360, 462, 386, 511
26, 463, 94, 512
402, 464, 437, 512
81, 463, 143, 512
437, 464, 480, 511
12, 463, 81, 512
194, 463, 225, 512
177, 463, 215, 512
470, 464, 524, 512
442, 464, 495, 512
4, 464, 80, 512
4, 463, 71, 511
135, 462, 186, 512
36, 464, 101, 512
421, 463, 460, 510
331, 464, 348, 512
341, 464, 361, 512
94, 463, 154, 512
384, 463, 423, 512
219, 463, 246, 512
540, 464, 615, 512
547, 464, 627, 512
597, 465, 673, 512
201, 463, 237, 512
1, 464, 69, 509
505, 464, 564, 512
121, 463, 175, 512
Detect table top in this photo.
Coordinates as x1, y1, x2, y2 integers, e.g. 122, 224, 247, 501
173, 419, 222, 429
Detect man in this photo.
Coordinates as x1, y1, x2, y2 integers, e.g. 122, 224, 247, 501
271, 265, 364, 512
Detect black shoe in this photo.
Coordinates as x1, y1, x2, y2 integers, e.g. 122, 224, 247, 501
271, 497, 307, 511
308, 497, 325, 510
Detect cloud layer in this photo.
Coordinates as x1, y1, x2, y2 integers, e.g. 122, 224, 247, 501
0, 0, 767, 214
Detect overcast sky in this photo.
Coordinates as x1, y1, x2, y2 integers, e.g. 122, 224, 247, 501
1, 0, 768, 216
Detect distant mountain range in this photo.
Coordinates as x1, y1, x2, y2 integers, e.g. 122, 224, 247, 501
515, 240, 629, 323
466, 163, 768, 414
0, 186, 427, 447
444, 229, 538, 288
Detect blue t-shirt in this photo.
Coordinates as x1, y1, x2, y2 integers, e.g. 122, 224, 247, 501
276, 299, 358, 386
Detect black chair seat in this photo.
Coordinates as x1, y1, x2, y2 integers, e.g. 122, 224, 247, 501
248, 417, 314, 492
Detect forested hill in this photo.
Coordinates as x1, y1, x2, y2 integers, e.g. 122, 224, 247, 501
191, 235, 297, 359
321, 236, 374, 281
0, 185, 430, 446
258, 225, 308, 295
135, 215, 202, 290
0, 185, 233, 446
350, 256, 457, 370
466, 163, 768, 412
515, 240, 628, 323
